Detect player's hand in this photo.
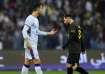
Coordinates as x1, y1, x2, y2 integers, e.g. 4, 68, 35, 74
81, 49, 87, 54
48, 29, 57, 35
72, 64, 78, 70
24, 38, 32, 49
52, 24, 60, 31
27, 42, 32, 49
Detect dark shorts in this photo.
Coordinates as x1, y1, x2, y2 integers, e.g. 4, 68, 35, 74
67, 53, 80, 64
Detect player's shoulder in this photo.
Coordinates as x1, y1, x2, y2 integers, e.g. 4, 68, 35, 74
74, 23, 81, 29
26, 15, 33, 20
24, 15, 35, 25
72, 22, 80, 28
25, 15, 38, 23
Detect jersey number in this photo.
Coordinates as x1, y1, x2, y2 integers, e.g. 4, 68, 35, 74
78, 29, 81, 39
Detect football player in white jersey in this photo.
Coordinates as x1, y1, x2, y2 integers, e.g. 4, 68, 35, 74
21, 4, 56, 74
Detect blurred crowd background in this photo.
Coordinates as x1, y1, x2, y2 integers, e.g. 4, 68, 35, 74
0, 0, 105, 50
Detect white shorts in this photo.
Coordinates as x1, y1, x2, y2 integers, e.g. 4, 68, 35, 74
25, 46, 39, 60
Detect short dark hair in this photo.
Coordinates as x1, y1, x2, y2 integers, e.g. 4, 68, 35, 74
64, 14, 72, 18
31, 3, 42, 12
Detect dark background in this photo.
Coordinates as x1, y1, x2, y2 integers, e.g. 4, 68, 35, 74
0, 0, 105, 70
0, 0, 105, 50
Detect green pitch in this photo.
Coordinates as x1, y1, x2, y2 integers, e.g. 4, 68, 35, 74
0, 70, 105, 74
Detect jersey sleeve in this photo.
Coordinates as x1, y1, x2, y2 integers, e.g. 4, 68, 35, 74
36, 28, 48, 35
24, 18, 32, 27
22, 25, 30, 39
22, 19, 32, 39
77, 26, 86, 52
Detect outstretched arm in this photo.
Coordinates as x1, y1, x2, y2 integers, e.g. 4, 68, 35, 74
36, 28, 57, 36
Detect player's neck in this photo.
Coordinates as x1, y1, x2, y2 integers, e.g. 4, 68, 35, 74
31, 11, 39, 17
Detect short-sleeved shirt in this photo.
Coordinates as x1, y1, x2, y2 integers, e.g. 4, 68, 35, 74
64, 23, 84, 53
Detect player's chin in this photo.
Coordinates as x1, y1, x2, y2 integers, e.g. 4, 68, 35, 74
64, 22, 68, 24
38, 13, 41, 16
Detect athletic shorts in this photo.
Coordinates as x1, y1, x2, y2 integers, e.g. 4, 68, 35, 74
25, 46, 39, 60
67, 53, 80, 64
24, 40, 39, 60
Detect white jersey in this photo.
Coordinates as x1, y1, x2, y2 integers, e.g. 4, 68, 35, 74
22, 15, 48, 48
22, 15, 48, 59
